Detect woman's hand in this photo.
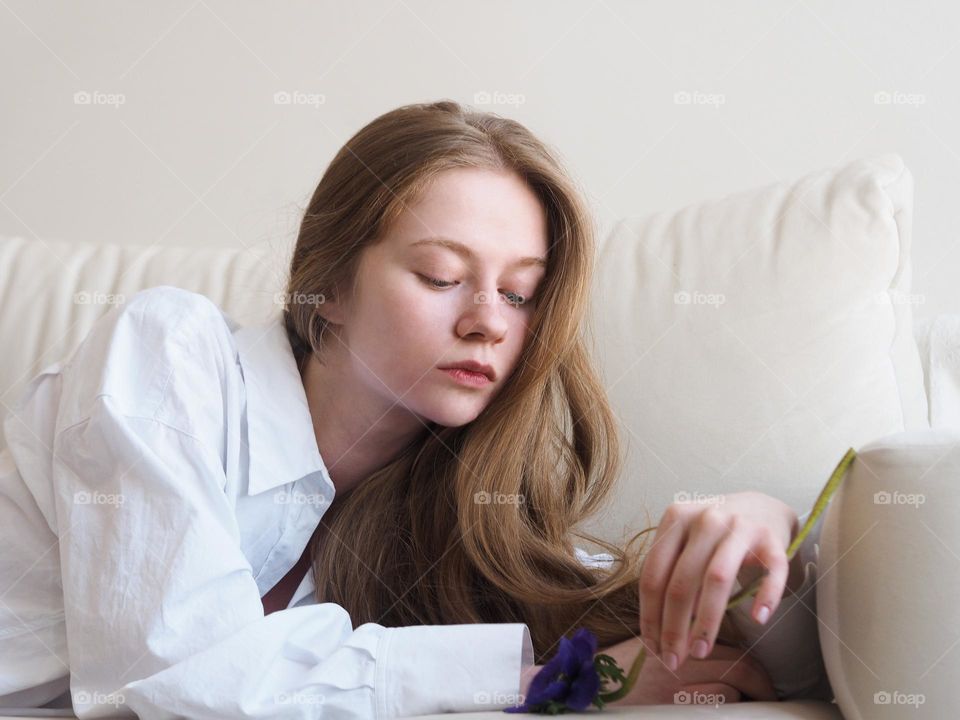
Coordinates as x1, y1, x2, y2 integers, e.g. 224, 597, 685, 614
638, 491, 799, 672
599, 635, 778, 705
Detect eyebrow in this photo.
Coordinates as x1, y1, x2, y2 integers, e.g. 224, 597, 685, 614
410, 237, 547, 269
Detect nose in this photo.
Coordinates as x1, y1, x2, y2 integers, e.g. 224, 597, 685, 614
456, 289, 508, 342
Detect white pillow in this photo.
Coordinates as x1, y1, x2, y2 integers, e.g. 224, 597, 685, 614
582, 153, 929, 543
0, 235, 288, 453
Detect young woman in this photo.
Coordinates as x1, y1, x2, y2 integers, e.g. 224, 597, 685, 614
0, 100, 828, 718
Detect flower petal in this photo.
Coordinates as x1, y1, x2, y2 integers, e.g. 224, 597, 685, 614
557, 636, 581, 678
570, 627, 598, 660
527, 645, 576, 704
565, 658, 602, 710
540, 679, 571, 703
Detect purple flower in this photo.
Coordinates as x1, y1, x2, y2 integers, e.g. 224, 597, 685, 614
505, 628, 601, 714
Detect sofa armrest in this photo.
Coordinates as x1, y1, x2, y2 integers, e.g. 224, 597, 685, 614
817, 428, 960, 720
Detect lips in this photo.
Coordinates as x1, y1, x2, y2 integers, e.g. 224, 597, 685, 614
438, 360, 496, 381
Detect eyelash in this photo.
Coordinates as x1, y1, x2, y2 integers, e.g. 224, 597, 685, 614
419, 275, 532, 306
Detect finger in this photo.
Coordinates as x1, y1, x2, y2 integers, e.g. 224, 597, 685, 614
687, 527, 752, 660
639, 506, 688, 657
660, 507, 728, 670
747, 530, 791, 624
679, 683, 741, 706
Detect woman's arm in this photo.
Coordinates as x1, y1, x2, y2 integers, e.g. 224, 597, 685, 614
46, 287, 533, 718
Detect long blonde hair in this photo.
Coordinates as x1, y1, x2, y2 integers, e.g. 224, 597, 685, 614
282, 100, 738, 662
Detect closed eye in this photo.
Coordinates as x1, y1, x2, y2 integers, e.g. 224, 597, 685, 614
419, 274, 457, 289
419, 275, 533, 306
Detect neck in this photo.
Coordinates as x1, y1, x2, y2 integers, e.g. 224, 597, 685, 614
299, 350, 426, 497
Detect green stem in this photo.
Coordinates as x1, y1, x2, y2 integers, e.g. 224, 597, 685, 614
726, 447, 855, 610
598, 644, 646, 703
600, 447, 856, 705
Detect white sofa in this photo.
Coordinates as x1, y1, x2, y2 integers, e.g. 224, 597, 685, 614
1, 153, 958, 719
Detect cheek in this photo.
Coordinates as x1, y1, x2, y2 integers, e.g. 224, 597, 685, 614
354, 277, 450, 364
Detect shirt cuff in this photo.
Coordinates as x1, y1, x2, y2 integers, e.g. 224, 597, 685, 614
376, 622, 533, 718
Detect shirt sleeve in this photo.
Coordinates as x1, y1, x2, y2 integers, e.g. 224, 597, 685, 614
48, 289, 534, 719
725, 509, 835, 702
573, 546, 616, 570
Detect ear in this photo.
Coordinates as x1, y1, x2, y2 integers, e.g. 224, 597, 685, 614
314, 282, 349, 326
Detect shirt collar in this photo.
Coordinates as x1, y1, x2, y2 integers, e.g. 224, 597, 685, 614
233, 314, 335, 498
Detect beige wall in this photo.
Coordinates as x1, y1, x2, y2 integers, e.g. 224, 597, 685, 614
1, 0, 957, 320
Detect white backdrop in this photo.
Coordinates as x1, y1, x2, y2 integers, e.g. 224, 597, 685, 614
1, 0, 958, 321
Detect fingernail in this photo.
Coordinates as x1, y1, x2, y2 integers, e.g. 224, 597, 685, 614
664, 651, 678, 672
691, 639, 709, 659
757, 604, 771, 624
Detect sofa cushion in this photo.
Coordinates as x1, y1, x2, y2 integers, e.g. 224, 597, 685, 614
0, 235, 288, 452
583, 153, 929, 543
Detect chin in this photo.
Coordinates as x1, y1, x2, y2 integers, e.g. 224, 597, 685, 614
420, 397, 487, 428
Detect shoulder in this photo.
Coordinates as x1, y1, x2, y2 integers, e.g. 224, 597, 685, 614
118, 284, 235, 342
57, 286, 240, 435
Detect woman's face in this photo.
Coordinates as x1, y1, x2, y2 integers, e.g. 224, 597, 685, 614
325, 167, 549, 428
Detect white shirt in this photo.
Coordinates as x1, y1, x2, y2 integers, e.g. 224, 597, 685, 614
0, 284, 830, 717
0, 285, 538, 719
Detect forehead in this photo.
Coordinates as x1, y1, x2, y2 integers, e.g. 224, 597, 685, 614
385, 167, 549, 262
